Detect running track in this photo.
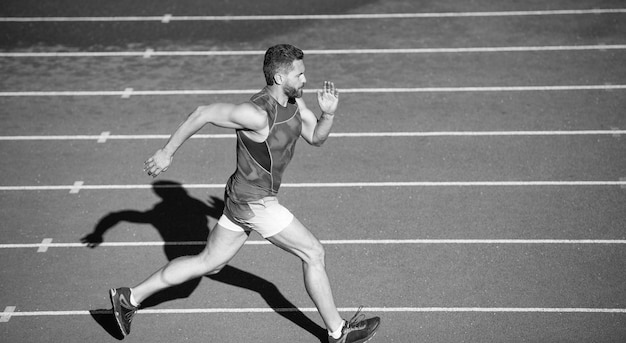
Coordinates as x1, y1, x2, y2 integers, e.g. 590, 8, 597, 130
1, 0, 625, 342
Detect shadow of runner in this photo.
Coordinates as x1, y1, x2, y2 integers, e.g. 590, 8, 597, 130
89, 309, 124, 341
83, 180, 326, 342
207, 265, 328, 342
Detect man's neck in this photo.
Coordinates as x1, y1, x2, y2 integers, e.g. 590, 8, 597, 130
266, 85, 289, 107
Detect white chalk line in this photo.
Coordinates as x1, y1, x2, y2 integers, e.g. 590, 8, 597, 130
1, 181, 626, 192
1, 307, 624, 319
0, 130, 624, 142
2, 239, 626, 250
2, 45, 626, 57
1, 8, 624, 22
1, 85, 625, 97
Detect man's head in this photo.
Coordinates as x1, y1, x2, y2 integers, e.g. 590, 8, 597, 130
263, 44, 306, 98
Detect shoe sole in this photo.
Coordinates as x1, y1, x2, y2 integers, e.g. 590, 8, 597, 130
357, 330, 378, 343
354, 330, 378, 343
109, 288, 129, 337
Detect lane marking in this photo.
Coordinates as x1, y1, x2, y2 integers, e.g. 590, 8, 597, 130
36, 238, 53, 252
329, 130, 626, 137
2, 239, 626, 250
69, 181, 84, 194
0, 306, 16, 322
143, 48, 154, 58
96, 131, 110, 143
303, 45, 626, 54
338, 85, 626, 93
3, 307, 625, 318
1, 85, 624, 97
0, 90, 125, 97
1, 180, 626, 192
321, 239, 626, 245
2, 45, 626, 57
610, 127, 621, 139
280, 181, 626, 188
121, 88, 133, 99
2, 130, 626, 142
1, 8, 624, 22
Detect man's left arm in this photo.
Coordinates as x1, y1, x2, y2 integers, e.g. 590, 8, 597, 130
299, 81, 339, 147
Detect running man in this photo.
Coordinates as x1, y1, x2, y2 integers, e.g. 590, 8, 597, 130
109, 44, 380, 343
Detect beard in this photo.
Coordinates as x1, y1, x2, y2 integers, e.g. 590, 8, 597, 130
284, 84, 304, 98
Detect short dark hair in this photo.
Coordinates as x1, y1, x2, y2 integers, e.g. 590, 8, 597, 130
263, 44, 304, 86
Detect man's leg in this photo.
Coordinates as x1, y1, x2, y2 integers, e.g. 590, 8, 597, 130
132, 224, 249, 303
110, 224, 249, 336
266, 217, 343, 333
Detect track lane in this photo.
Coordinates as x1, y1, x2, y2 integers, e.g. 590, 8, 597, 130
1, 136, 624, 186
1, 91, 624, 136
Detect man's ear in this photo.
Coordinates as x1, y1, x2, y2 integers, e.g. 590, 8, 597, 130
273, 73, 284, 85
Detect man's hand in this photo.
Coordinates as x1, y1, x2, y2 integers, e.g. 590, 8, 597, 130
144, 149, 172, 178
317, 81, 339, 115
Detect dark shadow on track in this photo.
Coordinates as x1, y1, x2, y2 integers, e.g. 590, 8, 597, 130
81, 180, 326, 342
89, 309, 124, 341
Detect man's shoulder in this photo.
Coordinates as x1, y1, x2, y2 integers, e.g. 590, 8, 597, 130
248, 90, 276, 117
231, 102, 268, 132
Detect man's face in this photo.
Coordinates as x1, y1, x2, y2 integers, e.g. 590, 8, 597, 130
282, 60, 306, 98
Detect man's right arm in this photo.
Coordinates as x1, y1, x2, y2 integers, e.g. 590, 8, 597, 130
144, 102, 266, 177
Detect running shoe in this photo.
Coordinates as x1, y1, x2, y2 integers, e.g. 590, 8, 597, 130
328, 307, 380, 343
109, 287, 138, 337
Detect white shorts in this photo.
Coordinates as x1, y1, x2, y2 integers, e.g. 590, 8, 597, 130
218, 196, 294, 238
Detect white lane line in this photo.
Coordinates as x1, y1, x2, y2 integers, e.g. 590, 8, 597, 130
338, 85, 626, 93
142, 48, 155, 58
1, 85, 624, 97
121, 87, 133, 99
3, 307, 625, 318
36, 238, 53, 252
0, 8, 624, 22
0, 306, 16, 322
161, 14, 172, 23
321, 239, 626, 245
2, 239, 626, 250
0, 134, 124, 141
1, 181, 626, 192
69, 181, 84, 194
0, 130, 624, 142
2, 45, 626, 57
330, 130, 626, 137
0, 89, 259, 97
96, 131, 110, 143
0, 90, 129, 97
282, 181, 626, 187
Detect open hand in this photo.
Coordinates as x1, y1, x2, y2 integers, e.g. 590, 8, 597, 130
317, 81, 339, 115
144, 149, 172, 177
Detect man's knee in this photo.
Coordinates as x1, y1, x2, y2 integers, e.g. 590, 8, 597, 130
197, 250, 227, 275
303, 240, 326, 265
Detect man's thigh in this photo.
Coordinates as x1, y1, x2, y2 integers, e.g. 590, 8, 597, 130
266, 217, 324, 261
204, 224, 250, 262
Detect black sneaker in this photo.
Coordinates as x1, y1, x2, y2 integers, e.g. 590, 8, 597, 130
109, 287, 138, 337
328, 307, 380, 343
